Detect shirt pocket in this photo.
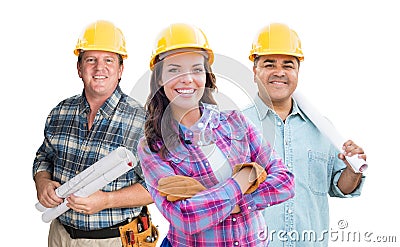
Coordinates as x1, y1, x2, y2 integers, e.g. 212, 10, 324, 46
223, 127, 251, 163
307, 150, 334, 195
167, 154, 195, 177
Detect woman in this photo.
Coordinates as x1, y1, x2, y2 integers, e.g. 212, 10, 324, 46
137, 23, 295, 246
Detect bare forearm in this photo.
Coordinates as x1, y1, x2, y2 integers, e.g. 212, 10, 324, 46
232, 167, 256, 193
105, 183, 153, 208
337, 167, 363, 194
34, 170, 52, 183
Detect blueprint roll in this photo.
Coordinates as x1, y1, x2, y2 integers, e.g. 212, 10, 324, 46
35, 147, 137, 222
293, 91, 368, 173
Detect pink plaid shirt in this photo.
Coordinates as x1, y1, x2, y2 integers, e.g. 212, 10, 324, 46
138, 108, 294, 246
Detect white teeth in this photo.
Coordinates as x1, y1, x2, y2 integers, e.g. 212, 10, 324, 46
271, 81, 286, 84
176, 89, 194, 94
94, 75, 106, 79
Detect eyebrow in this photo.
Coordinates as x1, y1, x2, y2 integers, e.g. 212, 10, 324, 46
262, 59, 295, 65
166, 63, 203, 67
84, 55, 115, 59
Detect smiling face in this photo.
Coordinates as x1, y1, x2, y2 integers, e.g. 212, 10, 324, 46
77, 50, 123, 101
253, 54, 299, 108
160, 51, 207, 119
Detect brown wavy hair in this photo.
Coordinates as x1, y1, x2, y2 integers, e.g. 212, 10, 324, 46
144, 54, 217, 159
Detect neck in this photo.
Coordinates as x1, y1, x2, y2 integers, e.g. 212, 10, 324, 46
259, 93, 293, 121
85, 93, 110, 130
174, 107, 201, 128
264, 97, 293, 121
88, 96, 107, 112
273, 102, 292, 121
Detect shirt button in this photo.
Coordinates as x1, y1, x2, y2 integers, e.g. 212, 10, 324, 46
198, 122, 204, 128
205, 162, 209, 167
232, 217, 236, 222
247, 206, 252, 210
277, 122, 282, 126
267, 203, 270, 207
234, 241, 239, 246
287, 209, 293, 214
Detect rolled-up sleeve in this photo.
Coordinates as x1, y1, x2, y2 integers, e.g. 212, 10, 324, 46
330, 167, 366, 198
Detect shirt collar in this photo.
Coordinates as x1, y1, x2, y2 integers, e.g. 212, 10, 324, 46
254, 94, 308, 122
78, 86, 123, 118
291, 97, 308, 122
253, 95, 271, 120
181, 103, 221, 146
163, 103, 229, 162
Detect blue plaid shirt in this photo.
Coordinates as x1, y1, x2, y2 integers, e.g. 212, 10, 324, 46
33, 86, 146, 231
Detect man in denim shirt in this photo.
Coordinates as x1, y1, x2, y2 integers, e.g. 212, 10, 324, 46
243, 23, 367, 247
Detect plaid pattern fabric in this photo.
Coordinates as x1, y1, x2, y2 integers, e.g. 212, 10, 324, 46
33, 86, 146, 230
138, 107, 294, 246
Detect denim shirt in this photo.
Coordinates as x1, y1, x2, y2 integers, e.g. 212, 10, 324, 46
242, 96, 365, 247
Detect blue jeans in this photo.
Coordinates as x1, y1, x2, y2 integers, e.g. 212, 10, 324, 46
160, 237, 172, 247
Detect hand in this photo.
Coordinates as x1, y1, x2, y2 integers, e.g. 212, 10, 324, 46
339, 140, 367, 172
337, 140, 365, 194
34, 171, 63, 208
157, 175, 206, 202
231, 205, 241, 214
232, 162, 267, 194
66, 190, 108, 215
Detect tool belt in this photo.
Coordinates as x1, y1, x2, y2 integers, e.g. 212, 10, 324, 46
119, 206, 159, 247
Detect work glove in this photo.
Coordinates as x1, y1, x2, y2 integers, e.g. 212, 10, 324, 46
157, 175, 206, 202
232, 162, 267, 194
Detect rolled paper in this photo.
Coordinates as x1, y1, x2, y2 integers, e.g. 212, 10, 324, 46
293, 91, 367, 173
35, 147, 136, 222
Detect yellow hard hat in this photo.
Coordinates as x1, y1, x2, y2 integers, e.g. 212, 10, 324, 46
149, 23, 214, 70
249, 23, 304, 62
74, 20, 128, 59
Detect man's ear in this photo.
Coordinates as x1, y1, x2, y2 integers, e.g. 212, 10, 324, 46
118, 64, 124, 81
77, 62, 82, 78
253, 66, 258, 83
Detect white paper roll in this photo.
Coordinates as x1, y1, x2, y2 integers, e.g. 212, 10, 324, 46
36, 147, 137, 222
293, 91, 367, 173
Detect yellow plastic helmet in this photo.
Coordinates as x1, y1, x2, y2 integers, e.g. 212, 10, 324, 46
249, 23, 304, 62
74, 20, 128, 59
149, 23, 214, 70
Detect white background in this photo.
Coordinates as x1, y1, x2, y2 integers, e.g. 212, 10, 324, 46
1, 0, 399, 246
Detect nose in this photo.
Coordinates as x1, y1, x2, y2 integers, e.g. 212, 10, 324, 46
179, 72, 193, 84
273, 67, 286, 77
95, 59, 106, 70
